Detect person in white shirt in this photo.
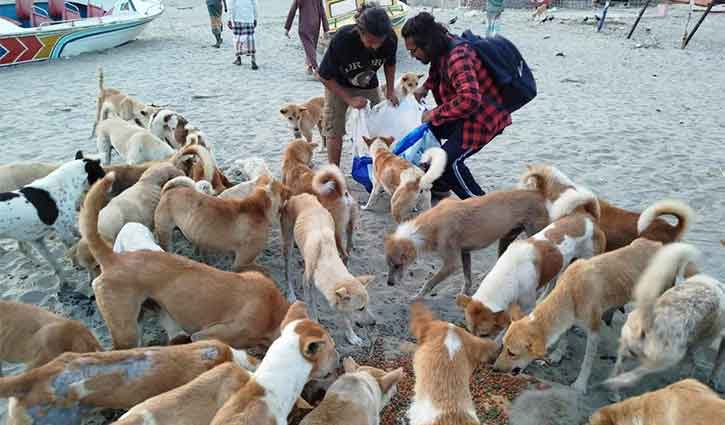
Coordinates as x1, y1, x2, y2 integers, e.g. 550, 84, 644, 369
227, 0, 259, 69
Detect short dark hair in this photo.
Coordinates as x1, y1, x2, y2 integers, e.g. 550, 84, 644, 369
401, 12, 451, 58
355, 3, 393, 38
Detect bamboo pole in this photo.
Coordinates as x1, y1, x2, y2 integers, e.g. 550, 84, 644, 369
682, 2, 715, 48
627, 0, 652, 39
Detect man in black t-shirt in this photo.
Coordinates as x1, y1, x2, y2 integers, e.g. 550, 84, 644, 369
317, 5, 399, 166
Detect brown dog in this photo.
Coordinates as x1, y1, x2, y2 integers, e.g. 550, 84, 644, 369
80, 173, 289, 349
589, 379, 725, 425
406, 302, 498, 425
154, 174, 288, 271
0, 340, 246, 424
385, 189, 551, 297
280, 96, 325, 147
210, 301, 339, 425
282, 139, 358, 259
91, 66, 158, 137
0, 301, 100, 374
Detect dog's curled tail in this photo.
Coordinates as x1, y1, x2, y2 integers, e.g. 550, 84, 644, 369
161, 176, 197, 195
634, 242, 699, 324
179, 144, 215, 183
80, 173, 116, 269
418, 147, 447, 190
549, 186, 600, 221
637, 199, 694, 240
312, 164, 346, 202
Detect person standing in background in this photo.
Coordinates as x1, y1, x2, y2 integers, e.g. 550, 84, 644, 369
486, 0, 504, 36
228, 0, 259, 69
284, 0, 330, 75
207, 0, 227, 48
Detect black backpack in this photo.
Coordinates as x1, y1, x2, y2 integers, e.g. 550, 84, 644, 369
452, 30, 537, 113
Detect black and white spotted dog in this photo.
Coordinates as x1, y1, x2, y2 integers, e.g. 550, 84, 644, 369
0, 151, 105, 282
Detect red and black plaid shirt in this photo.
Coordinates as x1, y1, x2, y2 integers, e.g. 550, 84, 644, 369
424, 43, 512, 150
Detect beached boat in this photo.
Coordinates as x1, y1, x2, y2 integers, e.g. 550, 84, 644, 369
324, 0, 409, 37
0, 0, 163, 67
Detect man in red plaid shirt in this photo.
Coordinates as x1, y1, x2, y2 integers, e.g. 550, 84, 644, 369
402, 12, 511, 199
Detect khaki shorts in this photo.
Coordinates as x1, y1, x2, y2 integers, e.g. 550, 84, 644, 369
323, 86, 381, 138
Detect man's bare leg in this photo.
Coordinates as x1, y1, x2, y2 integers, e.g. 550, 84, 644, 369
327, 135, 343, 166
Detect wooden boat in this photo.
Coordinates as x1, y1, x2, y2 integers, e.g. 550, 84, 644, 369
0, 0, 163, 67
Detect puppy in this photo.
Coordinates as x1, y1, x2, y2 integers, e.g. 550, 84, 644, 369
381, 72, 424, 99
210, 301, 339, 425
0, 151, 105, 281
280, 96, 325, 146
589, 378, 725, 425
300, 357, 403, 425
385, 189, 550, 297
493, 237, 668, 393
113, 359, 260, 425
155, 174, 288, 271
0, 301, 100, 374
598, 198, 694, 251
282, 193, 375, 345
80, 173, 290, 349
0, 162, 59, 193
91, 66, 158, 136
407, 302, 498, 425
0, 340, 253, 424
605, 243, 725, 391
283, 139, 358, 259
363, 136, 447, 223
96, 116, 175, 165
458, 188, 606, 340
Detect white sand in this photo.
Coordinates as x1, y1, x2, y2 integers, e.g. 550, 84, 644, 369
0, 0, 724, 422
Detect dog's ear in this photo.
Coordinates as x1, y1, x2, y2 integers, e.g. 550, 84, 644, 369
409, 301, 434, 341
299, 106, 308, 112
280, 108, 287, 115
281, 301, 309, 331
295, 397, 314, 410
378, 367, 404, 395
335, 287, 351, 302
302, 338, 326, 361
75, 150, 84, 160
456, 294, 472, 309
382, 137, 396, 147
308, 142, 319, 150
343, 356, 360, 373
508, 303, 525, 322
362, 136, 375, 146
356, 275, 375, 286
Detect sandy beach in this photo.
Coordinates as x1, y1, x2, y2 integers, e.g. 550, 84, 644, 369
0, 0, 724, 422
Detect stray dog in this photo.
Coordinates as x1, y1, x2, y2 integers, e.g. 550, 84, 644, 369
363, 137, 447, 223
493, 237, 667, 393
519, 164, 600, 222
81, 173, 290, 349
458, 189, 606, 340
598, 198, 694, 251
605, 243, 725, 391
210, 301, 339, 425
407, 302, 498, 425
178, 144, 232, 194
175, 116, 212, 150
219, 158, 271, 199
147, 109, 182, 149
0, 151, 105, 281
590, 378, 725, 425
282, 139, 358, 259
0, 340, 254, 425
282, 193, 375, 345
381, 72, 424, 99
0, 301, 100, 374
91, 66, 158, 137
112, 222, 164, 254
113, 361, 259, 425
385, 189, 550, 297
96, 116, 175, 165
300, 357, 403, 425
532, 3, 548, 19
280, 96, 325, 146
0, 162, 59, 193
155, 174, 288, 271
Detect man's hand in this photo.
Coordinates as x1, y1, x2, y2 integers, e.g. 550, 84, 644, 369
421, 110, 432, 123
414, 86, 429, 103
385, 87, 399, 107
347, 96, 368, 109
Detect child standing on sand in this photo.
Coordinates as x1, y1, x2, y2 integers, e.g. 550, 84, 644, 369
228, 0, 259, 69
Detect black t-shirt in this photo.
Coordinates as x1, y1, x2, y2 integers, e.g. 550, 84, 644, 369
318, 25, 397, 90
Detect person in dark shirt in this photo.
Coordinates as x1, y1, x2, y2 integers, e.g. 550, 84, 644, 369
402, 12, 511, 199
317, 4, 399, 166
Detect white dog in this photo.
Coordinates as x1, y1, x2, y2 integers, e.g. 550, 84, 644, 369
0, 152, 105, 281
96, 116, 175, 165
147, 109, 182, 149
